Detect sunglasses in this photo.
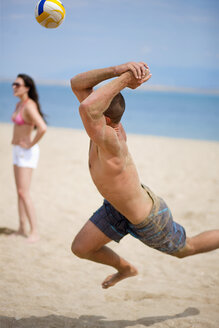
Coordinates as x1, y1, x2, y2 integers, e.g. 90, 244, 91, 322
12, 82, 25, 88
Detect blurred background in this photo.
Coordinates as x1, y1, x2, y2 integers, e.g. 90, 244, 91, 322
1, 0, 219, 140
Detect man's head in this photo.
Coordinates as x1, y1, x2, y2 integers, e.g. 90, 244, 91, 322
104, 92, 125, 124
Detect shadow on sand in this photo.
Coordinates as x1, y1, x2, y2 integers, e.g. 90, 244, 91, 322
0, 227, 16, 235
0, 307, 199, 328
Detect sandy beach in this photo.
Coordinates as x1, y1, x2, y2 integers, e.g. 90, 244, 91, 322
0, 122, 219, 328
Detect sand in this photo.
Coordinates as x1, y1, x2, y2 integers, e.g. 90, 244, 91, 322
0, 122, 219, 328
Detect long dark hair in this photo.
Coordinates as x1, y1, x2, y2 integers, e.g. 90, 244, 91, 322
17, 74, 47, 123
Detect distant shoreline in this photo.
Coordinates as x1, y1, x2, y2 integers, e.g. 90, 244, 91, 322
1, 122, 218, 144
1, 79, 219, 96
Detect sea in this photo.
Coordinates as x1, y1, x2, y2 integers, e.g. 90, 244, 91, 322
1, 82, 219, 141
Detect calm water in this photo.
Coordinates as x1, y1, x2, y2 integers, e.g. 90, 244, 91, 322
1, 82, 219, 141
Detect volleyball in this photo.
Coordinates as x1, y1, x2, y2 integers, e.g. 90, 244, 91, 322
35, 0, 65, 29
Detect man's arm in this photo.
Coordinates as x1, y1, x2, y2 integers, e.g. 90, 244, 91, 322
78, 63, 151, 146
70, 66, 117, 103
70, 61, 149, 103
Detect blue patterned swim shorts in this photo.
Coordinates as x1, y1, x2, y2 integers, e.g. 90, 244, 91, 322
89, 185, 186, 254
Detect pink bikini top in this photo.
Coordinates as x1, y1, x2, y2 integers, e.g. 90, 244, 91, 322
12, 100, 33, 126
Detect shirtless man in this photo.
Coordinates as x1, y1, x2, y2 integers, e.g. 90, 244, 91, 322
70, 61, 219, 289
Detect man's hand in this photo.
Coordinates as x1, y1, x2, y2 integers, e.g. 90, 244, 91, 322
124, 68, 152, 90
115, 61, 149, 80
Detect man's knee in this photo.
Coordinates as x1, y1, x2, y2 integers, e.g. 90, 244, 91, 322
172, 251, 187, 259
71, 238, 89, 259
171, 239, 195, 259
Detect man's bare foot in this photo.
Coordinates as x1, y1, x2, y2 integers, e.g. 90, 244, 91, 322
27, 233, 40, 243
102, 265, 138, 289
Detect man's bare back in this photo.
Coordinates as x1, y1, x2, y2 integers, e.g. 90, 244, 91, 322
88, 123, 153, 225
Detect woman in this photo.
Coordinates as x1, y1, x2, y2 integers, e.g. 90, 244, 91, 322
11, 74, 47, 242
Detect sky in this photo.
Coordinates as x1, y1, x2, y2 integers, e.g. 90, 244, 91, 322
0, 0, 219, 90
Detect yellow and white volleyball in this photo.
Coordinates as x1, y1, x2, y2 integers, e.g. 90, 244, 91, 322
35, 0, 65, 29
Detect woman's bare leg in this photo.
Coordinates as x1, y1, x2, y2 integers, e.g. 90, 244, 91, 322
14, 165, 39, 242
14, 165, 27, 236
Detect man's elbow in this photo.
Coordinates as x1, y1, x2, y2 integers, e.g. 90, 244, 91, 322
79, 102, 99, 120
70, 76, 77, 92
70, 74, 82, 91
71, 75, 92, 103
79, 101, 93, 117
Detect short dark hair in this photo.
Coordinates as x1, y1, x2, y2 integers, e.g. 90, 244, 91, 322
104, 92, 125, 124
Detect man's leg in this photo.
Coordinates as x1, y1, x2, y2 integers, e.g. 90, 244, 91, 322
71, 220, 138, 288
173, 230, 219, 258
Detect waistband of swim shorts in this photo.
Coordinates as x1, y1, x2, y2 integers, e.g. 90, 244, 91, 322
129, 184, 161, 229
